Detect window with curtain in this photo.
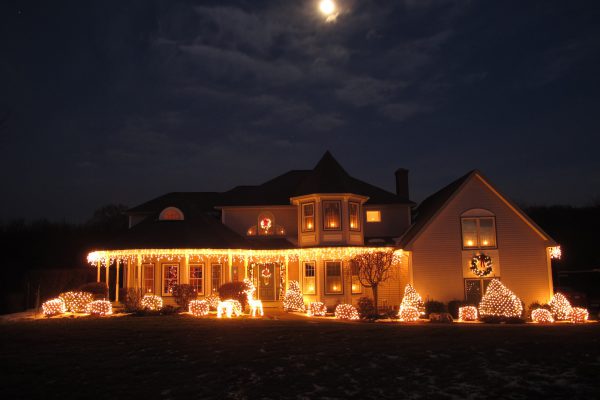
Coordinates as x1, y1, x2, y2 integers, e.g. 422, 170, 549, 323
189, 264, 204, 294
303, 262, 316, 294
325, 261, 343, 294
461, 217, 496, 248
302, 203, 315, 232
322, 200, 341, 230
349, 202, 360, 231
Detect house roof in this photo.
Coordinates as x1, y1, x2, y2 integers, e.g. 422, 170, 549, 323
397, 170, 557, 248
103, 214, 248, 250
126, 151, 412, 215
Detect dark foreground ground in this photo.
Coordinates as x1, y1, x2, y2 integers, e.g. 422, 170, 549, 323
1, 315, 599, 400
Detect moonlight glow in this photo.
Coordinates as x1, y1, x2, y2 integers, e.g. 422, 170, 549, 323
319, 0, 336, 15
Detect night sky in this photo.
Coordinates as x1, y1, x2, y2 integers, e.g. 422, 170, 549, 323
2, 0, 599, 222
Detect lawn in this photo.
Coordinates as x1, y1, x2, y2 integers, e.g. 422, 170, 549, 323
1, 315, 599, 399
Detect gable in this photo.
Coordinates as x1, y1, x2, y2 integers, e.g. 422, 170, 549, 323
400, 171, 556, 249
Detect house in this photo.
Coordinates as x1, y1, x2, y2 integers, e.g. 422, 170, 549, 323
87, 151, 559, 310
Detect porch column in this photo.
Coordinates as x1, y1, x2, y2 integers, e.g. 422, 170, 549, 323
285, 255, 289, 290
96, 261, 101, 283
137, 254, 142, 290
125, 259, 130, 289
182, 254, 189, 284
243, 256, 249, 280
228, 252, 233, 283
115, 259, 120, 303
105, 256, 110, 300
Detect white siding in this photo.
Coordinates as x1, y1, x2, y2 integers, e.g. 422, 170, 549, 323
409, 175, 553, 307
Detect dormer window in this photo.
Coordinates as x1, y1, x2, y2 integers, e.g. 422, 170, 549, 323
366, 210, 381, 222
302, 203, 315, 232
159, 207, 184, 221
323, 200, 341, 230
246, 211, 285, 236
349, 202, 360, 231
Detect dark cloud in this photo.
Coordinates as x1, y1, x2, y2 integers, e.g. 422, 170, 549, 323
0, 0, 599, 221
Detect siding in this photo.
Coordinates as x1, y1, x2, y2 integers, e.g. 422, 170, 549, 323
409, 175, 553, 306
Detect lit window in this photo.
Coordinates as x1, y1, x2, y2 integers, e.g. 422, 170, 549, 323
465, 278, 494, 304
323, 201, 341, 230
189, 264, 204, 295
461, 217, 496, 248
351, 261, 362, 294
366, 210, 381, 222
325, 261, 343, 294
211, 264, 222, 293
162, 264, 179, 295
303, 262, 316, 294
143, 264, 154, 293
302, 203, 315, 232
159, 207, 184, 221
349, 202, 360, 231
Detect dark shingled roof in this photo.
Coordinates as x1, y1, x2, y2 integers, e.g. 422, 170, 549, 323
397, 170, 475, 248
103, 214, 249, 250
126, 151, 412, 215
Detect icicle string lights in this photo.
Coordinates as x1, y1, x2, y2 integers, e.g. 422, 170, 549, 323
87, 247, 403, 267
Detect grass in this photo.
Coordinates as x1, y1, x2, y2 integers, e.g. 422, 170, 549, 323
1, 315, 599, 399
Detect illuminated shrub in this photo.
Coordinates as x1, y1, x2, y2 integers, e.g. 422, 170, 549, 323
549, 293, 573, 321
59, 291, 93, 313
425, 300, 447, 317
400, 284, 425, 314
188, 300, 209, 317
478, 279, 523, 319
398, 306, 420, 322
458, 306, 478, 321
307, 302, 327, 317
334, 304, 359, 320
124, 288, 144, 312
206, 295, 221, 310
570, 307, 588, 323
87, 300, 112, 316
531, 308, 554, 323
283, 281, 305, 312
42, 298, 66, 316
141, 294, 163, 311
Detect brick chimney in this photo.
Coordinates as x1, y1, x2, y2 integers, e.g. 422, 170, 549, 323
395, 168, 409, 200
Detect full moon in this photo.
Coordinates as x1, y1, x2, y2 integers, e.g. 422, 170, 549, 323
319, 0, 336, 15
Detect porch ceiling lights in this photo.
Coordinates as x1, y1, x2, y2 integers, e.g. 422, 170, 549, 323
87, 247, 403, 267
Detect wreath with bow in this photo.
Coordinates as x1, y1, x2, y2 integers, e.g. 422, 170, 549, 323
470, 254, 493, 277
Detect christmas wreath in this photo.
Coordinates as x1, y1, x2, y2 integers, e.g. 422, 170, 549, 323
260, 217, 272, 231
470, 254, 493, 277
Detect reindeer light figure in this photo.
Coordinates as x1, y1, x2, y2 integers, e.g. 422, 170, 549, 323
244, 278, 264, 317
217, 299, 242, 318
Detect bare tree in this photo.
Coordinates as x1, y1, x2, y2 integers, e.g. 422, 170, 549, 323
351, 249, 396, 310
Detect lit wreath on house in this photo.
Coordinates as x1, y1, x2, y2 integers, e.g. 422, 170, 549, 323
470, 253, 493, 277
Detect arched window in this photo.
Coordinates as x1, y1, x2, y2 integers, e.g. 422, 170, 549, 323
460, 209, 496, 248
246, 211, 285, 236
159, 207, 184, 221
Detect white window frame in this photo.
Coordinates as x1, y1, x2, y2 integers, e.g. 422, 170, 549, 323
189, 263, 204, 295
350, 261, 362, 294
461, 216, 497, 249
302, 261, 316, 295
211, 263, 223, 294
142, 263, 155, 294
349, 201, 361, 231
302, 202, 315, 232
324, 260, 343, 295
161, 263, 180, 296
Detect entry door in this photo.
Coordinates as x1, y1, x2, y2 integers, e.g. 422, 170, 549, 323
256, 263, 279, 301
